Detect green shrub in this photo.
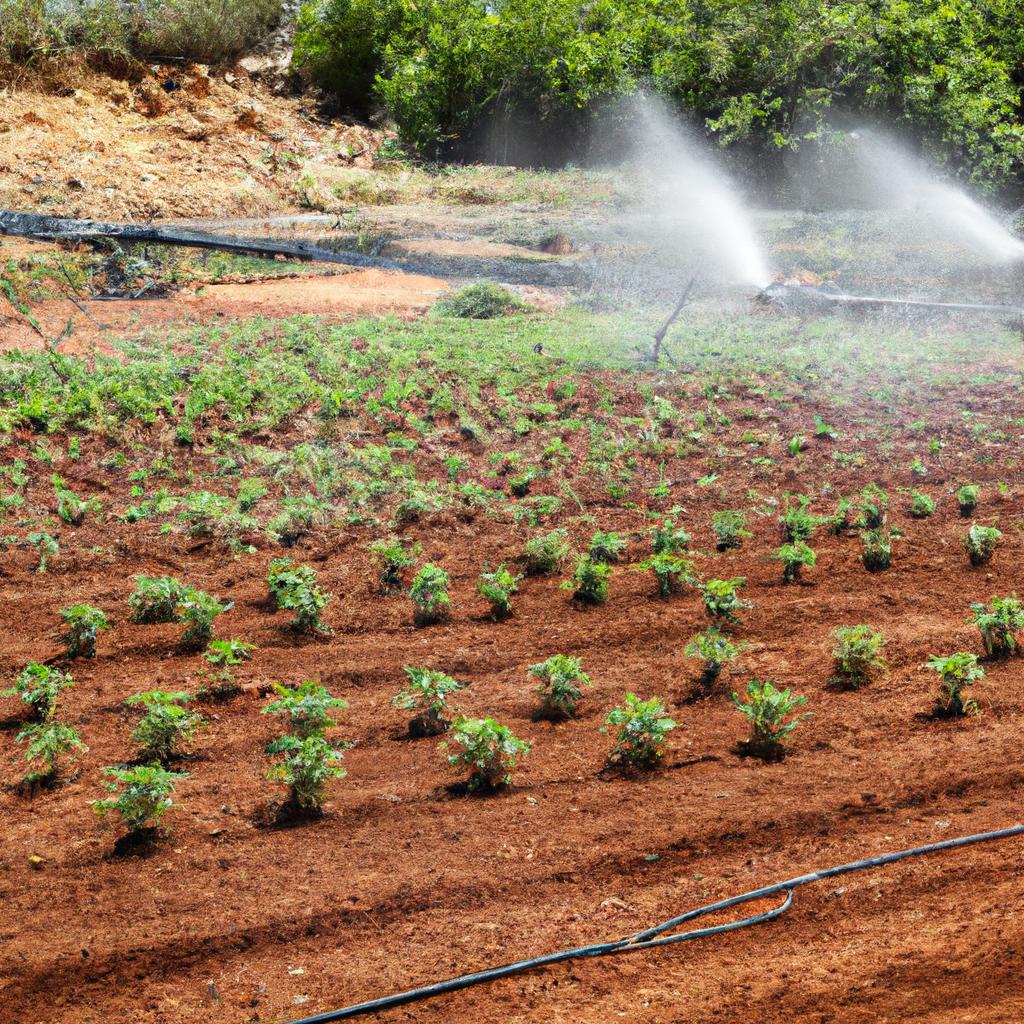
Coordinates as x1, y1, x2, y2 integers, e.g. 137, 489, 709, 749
957, 484, 979, 517
636, 552, 695, 597
858, 483, 889, 529
779, 497, 818, 543
410, 563, 451, 626
530, 654, 590, 719
442, 716, 530, 792
267, 495, 326, 547
60, 604, 109, 659
265, 734, 347, 816
712, 510, 750, 551
177, 588, 232, 652
16, 719, 86, 783
861, 528, 891, 571
925, 653, 982, 717
684, 626, 744, 686
589, 530, 627, 563
126, 690, 205, 762
3, 663, 73, 721
262, 680, 347, 738
773, 542, 816, 583
830, 625, 887, 689
266, 559, 332, 634
963, 524, 1001, 567
204, 639, 254, 667
908, 490, 935, 518
129, 576, 186, 625
435, 282, 526, 319
477, 563, 521, 619
370, 536, 420, 591
393, 666, 463, 736
731, 680, 809, 759
969, 595, 1024, 658
604, 693, 676, 769
562, 554, 611, 605
827, 497, 853, 535
650, 517, 690, 555
701, 577, 749, 624
524, 528, 570, 575
139, 0, 282, 63
92, 764, 187, 836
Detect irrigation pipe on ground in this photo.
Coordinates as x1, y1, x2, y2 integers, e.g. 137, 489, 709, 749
283, 823, 1024, 1024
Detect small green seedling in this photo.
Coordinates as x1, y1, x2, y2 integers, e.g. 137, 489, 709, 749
92, 763, 188, 838
3, 663, 73, 721
442, 716, 530, 792
957, 484, 979, 517
60, 604, 109, 659
129, 576, 186, 624
562, 555, 611, 605
830, 625, 887, 689
861, 529, 891, 571
685, 627, 745, 687
908, 490, 935, 519
650, 516, 690, 555
204, 639, 254, 667
603, 692, 676, 769
393, 666, 464, 736
530, 654, 590, 719
263, 680, 347, 738
701, 578, 749, 624
524, 528, 570, 575
589, 530, 627, 563
773, 542, 816, 583
477, 563, 521, 619
177, 589, 233, 652
126, 690, 205, 762
266, 559, 331, 634
712, 510, 750, 552
265, 734, 347, 816
779, 497, 818, 543
827, 497, 853, 536
858, 483, 888, 529
925, 653, 982, 717
16, 719, 87, 783
410, 563, 451, 626
969, 595, 1024, 659
963, 524, 1001, 567
369, 537, 421, 591
731, 679, 809, 760
636, 552, 695, 597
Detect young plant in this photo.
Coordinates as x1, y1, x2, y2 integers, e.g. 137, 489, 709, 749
861, 528, 892, 571
779, 497, 818, 543
908, 490, 935, 519
529, 654, 591, 719
126, 690, 205, 762
16, 719, 87, 783
177, 588, 232, 652
393, 666, 464, 736
263, 680, 347, 738
410, 563, 451, 625
701, 577, 749, 624
266, 559, 332, 634
477, 563, 521, 619
858, 483, 889, 529
830, 625, 887, 689
685, 627, 744, 687
369, 537, 421, 591
60, 604, 109, 659
523, 528, 570, 575
650, 516, 690, 555
589, 530, 627, 563
957, 484, 979, 517
963, 524, 1001, 567
925, 653, 983, 717
827, 497, 853, 536
92, 764, 187, 837
265, 734, 347, 816
636, 552, 695, 597
129, 576, 186, 624
562, 554, 611, 605
969, 595, 1024, 658
204, 639, 255, 667
442, 716, 530, 792
2, 663, 73, 721
711, 509, 750, 551
731, 680, 809, 759
773, 542, 816, 583
604, 692, 676, 769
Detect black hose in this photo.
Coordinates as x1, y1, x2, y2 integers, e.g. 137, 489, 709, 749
283, 824, 1024, 1024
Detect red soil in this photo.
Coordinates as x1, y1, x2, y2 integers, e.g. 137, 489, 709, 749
2, 368, 1024, 1024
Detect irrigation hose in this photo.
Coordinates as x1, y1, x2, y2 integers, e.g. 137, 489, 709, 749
283, 824, 1024, 1024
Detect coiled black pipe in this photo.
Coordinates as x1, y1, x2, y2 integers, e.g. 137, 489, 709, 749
283, 824, 1024, 1024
